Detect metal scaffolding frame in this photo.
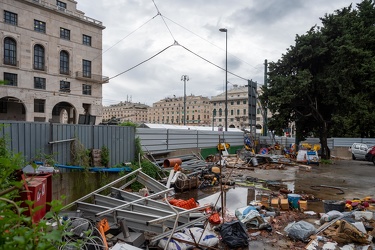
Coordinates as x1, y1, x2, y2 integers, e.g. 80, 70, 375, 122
61, 169, 207, 238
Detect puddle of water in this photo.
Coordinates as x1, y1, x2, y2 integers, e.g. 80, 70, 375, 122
283, 181, 295, 192
198, 187, 255, 212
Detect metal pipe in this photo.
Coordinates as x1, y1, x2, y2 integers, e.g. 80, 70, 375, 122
48, 138, 75, 144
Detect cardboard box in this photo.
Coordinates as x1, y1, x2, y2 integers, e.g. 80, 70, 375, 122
271, 198, 280, 209
280, 199, 289, 210
299, 200, 308, 210
261, 195, 270, 208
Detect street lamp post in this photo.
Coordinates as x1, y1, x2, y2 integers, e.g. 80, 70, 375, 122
219, 28, 228, 131
181, 75, 189, 125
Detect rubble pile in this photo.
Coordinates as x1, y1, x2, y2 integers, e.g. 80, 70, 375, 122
52, 149, 375, 250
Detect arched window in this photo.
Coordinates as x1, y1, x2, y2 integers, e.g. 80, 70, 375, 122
60, 50, 69, 74
4, 37, 17, 66
219, 108, 223, 116
34, 44, 45, 70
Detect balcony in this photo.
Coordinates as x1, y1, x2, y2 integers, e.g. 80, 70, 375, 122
60, 69, 71, 76
33, 64, 47, 71
3, 59, 19, 68
75, 71, 109, 84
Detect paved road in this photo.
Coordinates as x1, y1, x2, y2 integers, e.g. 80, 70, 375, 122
295, 159, 375, 201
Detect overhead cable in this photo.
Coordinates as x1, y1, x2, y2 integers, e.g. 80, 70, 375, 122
179, 45, 249, 81
162, 15, 258, 70
108, 44, 176, 81
152, 0, 176, 42
91, 14, 159, 62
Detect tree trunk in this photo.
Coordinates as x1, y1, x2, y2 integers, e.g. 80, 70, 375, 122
319, 122, 330, 160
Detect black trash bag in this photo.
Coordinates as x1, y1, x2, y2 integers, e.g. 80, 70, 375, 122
218, 220, 249, 248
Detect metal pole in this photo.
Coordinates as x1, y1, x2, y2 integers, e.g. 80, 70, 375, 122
181, 75, 189, 125
212, 111, 215, 131
219, 28, 228, 131
263, 59, 268, 136
224, 31, 228, 131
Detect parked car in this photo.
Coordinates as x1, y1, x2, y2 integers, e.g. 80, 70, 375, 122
365, 146, 375, 165
350, 143, 372, 160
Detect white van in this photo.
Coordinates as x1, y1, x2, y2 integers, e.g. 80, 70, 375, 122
350, 143, 372, 160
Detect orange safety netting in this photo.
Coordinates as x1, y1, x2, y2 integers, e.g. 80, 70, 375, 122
168, 198, 198, 209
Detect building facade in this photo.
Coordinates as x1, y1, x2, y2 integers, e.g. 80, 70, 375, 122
102, 101, 149, 124
210, 84, 269, 132
211, 85, 249, 130
0, 0, 106, 124
147, 95, 211, 126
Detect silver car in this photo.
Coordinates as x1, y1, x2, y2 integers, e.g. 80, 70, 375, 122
350, 143, 372, 160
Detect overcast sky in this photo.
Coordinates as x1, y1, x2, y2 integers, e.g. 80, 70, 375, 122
76, 0, 362, 106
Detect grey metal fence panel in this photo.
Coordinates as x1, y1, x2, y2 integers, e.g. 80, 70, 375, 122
0, 121, 135, 166
222, 132, 245, 146
197, 131, 224, 148
136, 128, 168, 152
136, 128, 244, 152
167, 129, 199, 150
0, 121, 50, 161
333, 138, 375, 147
51, 124, 78, 165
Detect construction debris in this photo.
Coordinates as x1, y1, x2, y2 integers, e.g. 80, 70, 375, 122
53, 147, 375, 249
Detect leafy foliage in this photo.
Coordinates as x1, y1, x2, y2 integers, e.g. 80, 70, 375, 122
0, 128, 96, 249
70, 139, 91, 167
129, 160, 162, 191
100, 145, 109, 167
260, 0, 375, 158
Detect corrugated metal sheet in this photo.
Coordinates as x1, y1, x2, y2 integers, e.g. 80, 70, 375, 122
136, 128, 244, 152
0, 121, 135, 166
2, 121, 374, 165
0, 121, 50, 161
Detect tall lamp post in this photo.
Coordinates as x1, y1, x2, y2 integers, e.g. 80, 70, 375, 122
219, 28, 228, 131
181, 75, 189, 125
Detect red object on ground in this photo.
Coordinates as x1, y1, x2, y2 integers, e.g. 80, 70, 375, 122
169, 198, 198, 209
20, 177, 47, 223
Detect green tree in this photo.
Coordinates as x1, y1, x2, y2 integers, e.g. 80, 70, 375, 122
260, 0, 375, 159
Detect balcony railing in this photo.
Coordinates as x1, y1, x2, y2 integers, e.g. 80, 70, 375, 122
33, 64, 47, 71
25, 0, 103, 26
60, 69, 71, 75
3, 59, 19, 67
75, 71, 109, 83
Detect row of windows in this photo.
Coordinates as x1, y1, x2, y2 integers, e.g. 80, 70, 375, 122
4, 10, 92, 46
154, 101, 210, 107
3, 37, 92, 76
3, 72, 92, 95
213, 108, 247, 116
151, 119, 205, 124
213, 100, 247, 105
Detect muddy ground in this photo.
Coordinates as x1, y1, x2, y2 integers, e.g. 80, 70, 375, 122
174, 157, 375, 249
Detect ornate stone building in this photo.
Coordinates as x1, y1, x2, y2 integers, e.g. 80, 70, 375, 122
147, 95, 211, 126
102, 101, 149, 124
0, 0, 106, 124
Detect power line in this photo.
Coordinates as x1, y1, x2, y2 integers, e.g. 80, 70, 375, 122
91, 14, 159, 62
179, 45, 249, 81
108, 43, 176, 81
161, 15, 259, 70
152, 0, 176, 42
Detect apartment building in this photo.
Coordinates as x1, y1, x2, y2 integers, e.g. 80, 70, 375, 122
210, 83, 267, 132
147, 95, 211, 126
0, 0, 106, 124
102, 101, 149, 124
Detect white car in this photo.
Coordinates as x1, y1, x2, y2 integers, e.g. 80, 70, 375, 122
350, 143, 372, 160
